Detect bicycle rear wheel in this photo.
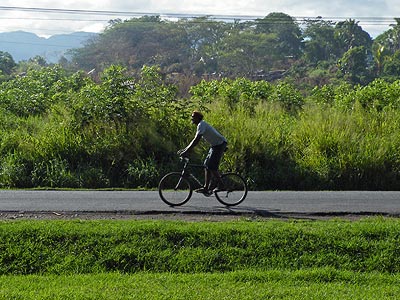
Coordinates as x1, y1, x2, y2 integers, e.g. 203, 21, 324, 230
214, 172, 247, 206
158, 172, 192, 206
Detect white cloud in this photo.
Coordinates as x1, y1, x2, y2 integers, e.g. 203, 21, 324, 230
0, 0, 398, 37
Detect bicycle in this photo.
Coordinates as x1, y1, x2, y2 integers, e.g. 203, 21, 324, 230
158, 156, 248, 206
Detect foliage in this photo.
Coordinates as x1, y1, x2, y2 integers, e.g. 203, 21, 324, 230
64, 14, 320, 83
302, 19, 338, 63
0, 62, 400, 189
64, 13, 400, 90
334, 19, 373, 54
127, 158, 159, 188
0, 65, 201, 188
337, 46, 373, 84
255, 12, 302, 58
0, 66, 68, 117
3, 12, 400, 94
0, 51, 16, 80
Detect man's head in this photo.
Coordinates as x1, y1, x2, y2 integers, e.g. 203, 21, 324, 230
191, 111, 203, 124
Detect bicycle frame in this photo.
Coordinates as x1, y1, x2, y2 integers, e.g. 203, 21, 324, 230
177, 157, 205, 190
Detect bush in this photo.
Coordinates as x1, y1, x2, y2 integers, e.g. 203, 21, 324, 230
127, 158, 160, 188
1, 65, 400, 189
0, 152, 32, 188
31, 157, 78, 188
76, 166, 110, 188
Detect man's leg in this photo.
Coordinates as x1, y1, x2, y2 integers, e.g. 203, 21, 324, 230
201, 143, 226, 191
194, 168, 212, 194
207, 143, 226, 191
210, 169, 225, 191
205, 169, 222, 189
210, 170, 224, 188
200, 148, 213, 191
204, 168, 211, 189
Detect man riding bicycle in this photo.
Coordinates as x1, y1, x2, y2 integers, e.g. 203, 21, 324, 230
178, 111, 227, 195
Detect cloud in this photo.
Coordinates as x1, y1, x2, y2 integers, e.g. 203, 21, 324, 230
0, 0, 399, 37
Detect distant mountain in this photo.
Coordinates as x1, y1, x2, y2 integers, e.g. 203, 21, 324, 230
0, 31, 98, 63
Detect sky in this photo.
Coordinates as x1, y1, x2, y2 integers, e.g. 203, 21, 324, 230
0, 0, 399, 38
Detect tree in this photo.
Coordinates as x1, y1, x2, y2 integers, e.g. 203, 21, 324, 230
177, 17, 229, 75
218, 30, 278, 76
374, 18, 400, 54
0, 51, 16, 75
255, 12, 302, 58
338, 46, 371, 84
333, 20, 373, 84
334, 19, 372, 55
71, 16, 191, 74
302, 19, 339, 63
372, 18, 400, 78
382, 50, 400, 79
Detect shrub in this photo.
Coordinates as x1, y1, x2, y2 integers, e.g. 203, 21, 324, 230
0, 152, 32, 188
31, 157, 78, 188
127, 158, 160, 188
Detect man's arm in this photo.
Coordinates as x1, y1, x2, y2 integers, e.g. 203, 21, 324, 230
178, 134, 202, 156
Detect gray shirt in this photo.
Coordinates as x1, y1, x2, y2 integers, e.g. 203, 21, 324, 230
196, 120, 227, 146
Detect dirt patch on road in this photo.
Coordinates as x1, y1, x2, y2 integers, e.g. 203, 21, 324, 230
0, 211, 396, 221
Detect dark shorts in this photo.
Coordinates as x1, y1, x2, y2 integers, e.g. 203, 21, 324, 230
204, 142, 227, 171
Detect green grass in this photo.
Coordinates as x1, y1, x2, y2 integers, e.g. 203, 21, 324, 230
1, 218, 400, 274
0, 218, 400, 299
1, 269, 399, 299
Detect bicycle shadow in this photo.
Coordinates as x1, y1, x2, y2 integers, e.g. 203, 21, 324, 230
169, 204, 387, 220
163, 194, 303, 219
168, 204, 290, 219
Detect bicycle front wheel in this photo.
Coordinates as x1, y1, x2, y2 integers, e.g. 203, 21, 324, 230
214, 173, 248, 206
158, 172, 192, 206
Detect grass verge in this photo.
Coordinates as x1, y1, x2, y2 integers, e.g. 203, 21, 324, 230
1, 269, 399, 300
0, 218, 399, 299
1, 218, 400, 274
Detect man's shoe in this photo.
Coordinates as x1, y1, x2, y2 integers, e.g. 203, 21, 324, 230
195, 187, 210, 194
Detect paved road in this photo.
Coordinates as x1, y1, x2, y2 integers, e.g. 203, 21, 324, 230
0, 190, 399, 218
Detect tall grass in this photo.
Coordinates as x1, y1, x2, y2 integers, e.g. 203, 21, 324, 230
206, 100, 400, 190
1, 67, 400, 189
208, 101, 297, 189
3, 96, 400, 190
289, 104, 400, 189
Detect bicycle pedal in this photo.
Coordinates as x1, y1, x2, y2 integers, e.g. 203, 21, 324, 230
195, 187, 210, 194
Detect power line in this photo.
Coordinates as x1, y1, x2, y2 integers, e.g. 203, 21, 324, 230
0, 5, 262, 19
0, 14, 396, 28
0, 17, 110, 22
0, 5, 397, 38
0, 5, 399, 23
0, 6, 133, 15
